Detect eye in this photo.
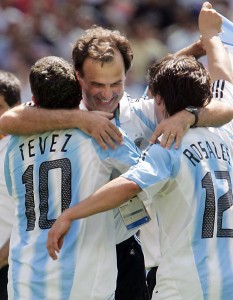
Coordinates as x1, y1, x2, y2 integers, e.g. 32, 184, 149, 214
92, 83, 103, 88
111, 82, 121, 87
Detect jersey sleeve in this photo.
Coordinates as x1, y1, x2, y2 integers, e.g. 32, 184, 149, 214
92, 128, 141, 174
130, 96, 158, 133
121, 144, 178, 201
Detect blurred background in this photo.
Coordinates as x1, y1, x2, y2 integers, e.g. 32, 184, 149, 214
0, 0, 232, 101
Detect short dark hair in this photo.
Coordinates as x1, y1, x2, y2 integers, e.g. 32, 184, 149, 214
148, 55, 212, 116
0, 70, 21, 107
72, 25, 133, 77
29, 56, 82, 109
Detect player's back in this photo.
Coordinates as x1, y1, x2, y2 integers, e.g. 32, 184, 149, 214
4, 127, 139, 300
151, 126, 233, 299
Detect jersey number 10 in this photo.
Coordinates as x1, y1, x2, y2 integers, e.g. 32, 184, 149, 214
22, 158, 72, 231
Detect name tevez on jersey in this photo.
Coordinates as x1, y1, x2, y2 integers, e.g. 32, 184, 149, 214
18, 133, 72, 161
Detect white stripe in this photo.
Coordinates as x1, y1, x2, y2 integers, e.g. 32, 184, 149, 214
219, 14, 233, 66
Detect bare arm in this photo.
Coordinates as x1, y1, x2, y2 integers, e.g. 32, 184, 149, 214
150, 99, 233, 149
150, 2, 233, 149
174, 38, 206, 59
199, 2, 233, 83
0, 238, 10, 269
0, 105, 123, 150
47, 177, 140, 260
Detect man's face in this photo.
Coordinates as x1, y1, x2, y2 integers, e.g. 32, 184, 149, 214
77, 50, 126, 113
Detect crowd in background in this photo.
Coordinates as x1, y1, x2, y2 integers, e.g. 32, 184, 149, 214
0, 0, 232, 101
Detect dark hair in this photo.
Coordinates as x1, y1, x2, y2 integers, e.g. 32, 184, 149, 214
148, 55, 212, 116
72, 25, 133, 77
29, 56, 82, 109
0, 70, 21, 107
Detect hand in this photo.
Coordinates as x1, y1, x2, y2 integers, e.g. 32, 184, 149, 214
47, 215, 72, 260
149, 110, 193, 149
79, 111, 123, 150
199, 2, 222, 38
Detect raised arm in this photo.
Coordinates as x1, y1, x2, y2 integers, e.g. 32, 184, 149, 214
150, 2, 233, 149
0, 105, 123, 150
47, 177, 140, 260
199, 2, 233, 83
174, 38, 206, 60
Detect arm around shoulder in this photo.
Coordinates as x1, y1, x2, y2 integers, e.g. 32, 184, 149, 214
0, 104, 81, 135
0, 104, 123, 150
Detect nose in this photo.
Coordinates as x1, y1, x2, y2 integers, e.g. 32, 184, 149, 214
101, 86, 113, 100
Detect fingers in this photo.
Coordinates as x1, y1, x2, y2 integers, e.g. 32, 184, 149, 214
153, 131, 181, 149
150, 112, 190, 149
94, 136, 109, 150
160, 132, 176, 149
84, 111, 123, 150
174, 132, 182, 150
202, 1, 212, 9
92, 111, 114, 119
149, 127, 176, 149
107, 123, 123, 144
149, 127, 162, 145
47, 231, 60, 260
199, 1, 222, 35
93, 123, 123, 150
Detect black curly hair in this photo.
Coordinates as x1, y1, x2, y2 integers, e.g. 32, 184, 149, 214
72, 25, 133, 77
148, 55, 212, 117
29, 56, 82, 109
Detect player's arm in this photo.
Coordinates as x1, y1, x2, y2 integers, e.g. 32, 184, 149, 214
150, 2, 233, 149
150, 100, 233, 149
0, 238, 10, 269
47, 177, 140, 260
199, 2, 233, 83
174, 38, 206, 59
0, 105, 123, 150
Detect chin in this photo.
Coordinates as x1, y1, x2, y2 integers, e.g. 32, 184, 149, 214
97, 103, 117, 113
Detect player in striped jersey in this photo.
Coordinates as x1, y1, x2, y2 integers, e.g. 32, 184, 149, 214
2, 16, 233, 300
47, 2, 233, 299
0, 71, 21, 300
4, 56, 141, 300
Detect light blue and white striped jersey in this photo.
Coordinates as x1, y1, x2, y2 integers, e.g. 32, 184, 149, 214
80, 94, 158, 245
117, 94, 162, 267
118, 93, 157, 148
4, 128, 140, 300
0, 135, 15, 248
122, 80, 233, 300
110, 93, 158, 244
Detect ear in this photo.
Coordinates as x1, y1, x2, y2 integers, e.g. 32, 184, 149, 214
155, 94, 163, 105
75, 71, 81, 81
75, 71, 83, 87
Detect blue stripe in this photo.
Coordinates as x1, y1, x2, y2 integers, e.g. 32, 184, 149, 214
59, 147, 81, 300
220, 14, 233, 45
12, 144, 30, 299
132, 106, 155, 133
